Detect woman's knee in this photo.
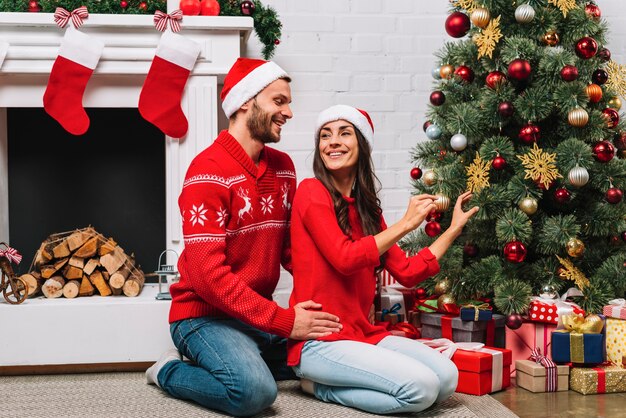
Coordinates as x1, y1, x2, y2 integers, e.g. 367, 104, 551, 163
435, 358, 459, 401
399, 369, 440, 412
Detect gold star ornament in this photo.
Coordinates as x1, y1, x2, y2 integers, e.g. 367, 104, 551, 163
466, 152, 491, 192
517, 143, 563, 189
475, 15, 503, 59
605, 60, 626, 98
452, 0, 479, 12
556, 255, 590, 289
548, 0, 577, 17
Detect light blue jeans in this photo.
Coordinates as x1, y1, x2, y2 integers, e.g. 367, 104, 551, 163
157, 317, 296, 417
293, 336, 458, 414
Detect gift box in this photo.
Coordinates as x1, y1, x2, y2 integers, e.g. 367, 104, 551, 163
375, 310, 404, 325
407, 310, 421, 328
529, 300, 584, 325
452, 346, 512, 395
515, 359, 569, 392
570, 365, 626, 395
415, 298, 438, 313
506, 321, 556, 376
603, 299, 626, 320
605, 317, 626, 367
380, 286, 414, 320
460, 303, 493, 321
421, 313, 505, 348
551, 332, 606, 365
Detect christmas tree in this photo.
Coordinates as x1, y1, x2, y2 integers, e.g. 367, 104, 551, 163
403, 0, 626, 320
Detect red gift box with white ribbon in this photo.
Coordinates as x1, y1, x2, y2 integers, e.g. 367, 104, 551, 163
529, 288, 585, 325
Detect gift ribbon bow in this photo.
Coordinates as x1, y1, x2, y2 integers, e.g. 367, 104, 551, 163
608, 298, 626, 307
0, 244, 22, 265
461, 303, 491, 321
54, 6, 89, 29
381, 303, 401, 321
560, 313, 604, 334
154, 10, 183, 33
529, 347, 558, 392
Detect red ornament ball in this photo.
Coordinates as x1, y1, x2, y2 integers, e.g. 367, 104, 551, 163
200, 0, 221, 16
454, 65, 475, 83
518, 123, 541, 145
426, 211, 443, 222
592, 69, 609, 85
486, 71, 506, 90
575, 37, 598, 59
430, 91, 446, 106
425, 221, 442, 237
585, 3, 602, 20
445, 12, 471, 38
423, 120, 432, 132
28, 0, 40, 12
463, 242, 479, 257
621, 231, 626, 242
492, 155, 507, 170
179, 0, 201, 15
410, 167, 423, 180
506, 313, 524, 330
498, 101, 514, 118
416, 287, 427, 299
554, 188, 571, 204
119, 0, 128, 8
606, 187, 623, 204
240, 0, 256, 15
508, 59, 532, 81
593, 140, 615, 162
602, 108, 620, 128
598, 47, 611, 62
560, 65, 578, 81
614, 132, 626, 150
274, 39, 280, 45
138, 1, 147, 10
503, 240, 527, 263
535, 176, 554, 191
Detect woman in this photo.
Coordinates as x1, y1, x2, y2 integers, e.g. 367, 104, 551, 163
287, 105, 479, 414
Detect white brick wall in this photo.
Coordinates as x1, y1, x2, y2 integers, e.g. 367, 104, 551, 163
236, 0, 626, 305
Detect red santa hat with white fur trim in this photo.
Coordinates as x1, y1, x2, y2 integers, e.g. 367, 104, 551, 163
315, 105, 374, 145
221, 58, 289, 118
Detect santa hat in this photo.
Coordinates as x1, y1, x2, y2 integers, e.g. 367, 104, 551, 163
315, 105, 374, 145
221, 58, 289, 118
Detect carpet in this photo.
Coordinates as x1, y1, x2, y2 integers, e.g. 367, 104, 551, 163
1, 372, 519, 417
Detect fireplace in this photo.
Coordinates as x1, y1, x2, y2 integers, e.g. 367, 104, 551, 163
0, 11, 252, 370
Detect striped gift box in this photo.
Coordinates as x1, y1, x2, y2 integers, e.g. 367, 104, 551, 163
602, 299, 626, 320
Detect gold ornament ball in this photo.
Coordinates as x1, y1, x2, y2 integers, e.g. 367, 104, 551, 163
608, 97, 622, 111
422, 170, 437, 186
566, 237, 585, 258
434, 194, 451, 212
434, 278, 451, 296
518, 196, 538, 215
439, 64, 454, 80
542, 31, 559, 46
568, 107, 589, 127
437, 293, 457, 311
470, 7, 490, 29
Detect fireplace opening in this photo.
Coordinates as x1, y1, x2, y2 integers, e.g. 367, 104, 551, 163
7, 108, 166, 275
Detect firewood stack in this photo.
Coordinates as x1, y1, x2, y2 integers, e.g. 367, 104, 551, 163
19, 227, 145, 299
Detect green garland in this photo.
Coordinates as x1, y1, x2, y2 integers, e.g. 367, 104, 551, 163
0, 0, 282, 59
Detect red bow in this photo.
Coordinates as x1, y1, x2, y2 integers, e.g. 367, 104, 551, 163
0, 245, 22, 265
54, 6, 89, 29
154, 10, 183, 33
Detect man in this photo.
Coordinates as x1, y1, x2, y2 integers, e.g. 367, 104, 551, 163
146, 58, 342, 416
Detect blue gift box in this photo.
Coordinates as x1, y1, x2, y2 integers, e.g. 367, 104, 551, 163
551, 332, 606, 365
460, 307, 493, 321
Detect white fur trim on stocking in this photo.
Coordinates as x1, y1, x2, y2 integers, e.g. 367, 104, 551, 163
0, 40, 8, 69
58, 26, 104, 70
155, 30, 201, 71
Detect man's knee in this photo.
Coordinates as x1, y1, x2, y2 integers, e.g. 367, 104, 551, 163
224, 374, 278, 417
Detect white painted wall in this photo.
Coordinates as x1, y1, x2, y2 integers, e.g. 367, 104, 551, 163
238, 1, 626, 305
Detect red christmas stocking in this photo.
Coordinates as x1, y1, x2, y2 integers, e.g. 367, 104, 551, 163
139, 31, 201, 138
43, 27, 104, 136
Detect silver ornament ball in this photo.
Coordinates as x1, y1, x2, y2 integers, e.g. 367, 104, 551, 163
432, 67, 442, 80
540, 284, 558, 299
568, 166, 589, 187
426, 124, 442, 140
515, 4, 535, 24
450, 133, 468, 151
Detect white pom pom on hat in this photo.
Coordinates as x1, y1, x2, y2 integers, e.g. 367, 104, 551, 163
221, 57, 289, 118
315, 104, 374, 145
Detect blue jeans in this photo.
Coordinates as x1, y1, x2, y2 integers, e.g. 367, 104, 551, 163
158, 317, 296, 417
292, 336, 458, 414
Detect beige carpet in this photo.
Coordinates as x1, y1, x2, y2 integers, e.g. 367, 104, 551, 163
1, 372, 519, 417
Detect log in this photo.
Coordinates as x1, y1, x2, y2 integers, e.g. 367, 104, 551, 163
89, 270, 112, 297
68, 256, 85, 269
79, 275, 95, 297
42, 276, 65, 298
66, 230, 90, 252
109, 265, 131, 296
98, 238, 117, 256
62, 280, 81, 299
122, 268, 145, 297
73, 236, 98, 258
52, 240, 70, 259
40, 258, 68, 279
19, 272, 41, 296
82, 258, 99, 276
63, 264, 83, 280
100, 247, 126, 274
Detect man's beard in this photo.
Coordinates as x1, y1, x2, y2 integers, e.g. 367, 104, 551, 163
246, 101, 280, 144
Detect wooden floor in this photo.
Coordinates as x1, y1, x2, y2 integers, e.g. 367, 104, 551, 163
492, 378, 626, 418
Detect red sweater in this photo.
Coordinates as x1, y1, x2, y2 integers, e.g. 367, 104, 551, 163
169, 130, 297, 338
287, 178, 440, 366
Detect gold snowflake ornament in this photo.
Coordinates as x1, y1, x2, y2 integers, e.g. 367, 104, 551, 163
517, 143, 563, 189
548, 0, 577, 17
605, 60, 626, 98
452, 0, 479, 12
556, 255, 590, 289
475, 15, 502, 59
466, 152, 491, 192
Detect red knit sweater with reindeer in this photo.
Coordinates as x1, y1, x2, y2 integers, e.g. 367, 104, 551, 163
169, 130, 297, 338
